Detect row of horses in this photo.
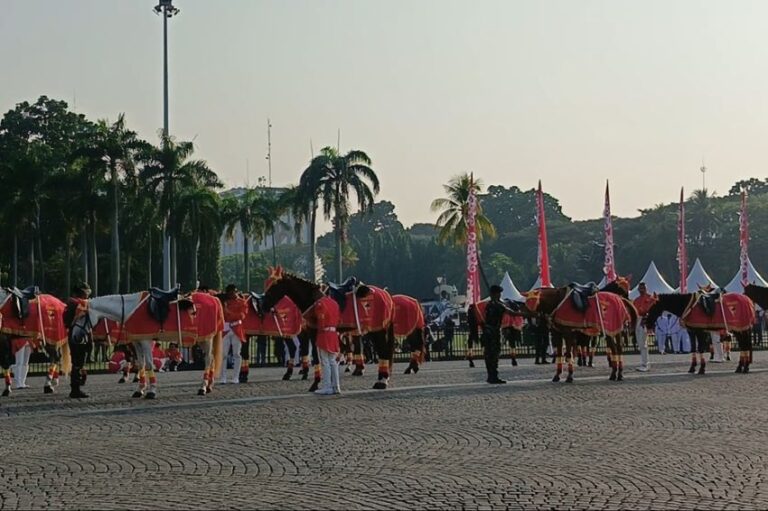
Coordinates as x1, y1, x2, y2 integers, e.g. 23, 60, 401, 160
1, 269, 766, 402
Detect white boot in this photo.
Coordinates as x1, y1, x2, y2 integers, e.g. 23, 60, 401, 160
315, 350, 334, 395
331, 356, 341, 394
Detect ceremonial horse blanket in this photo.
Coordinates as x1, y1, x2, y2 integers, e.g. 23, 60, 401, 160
682, 293, 755, 332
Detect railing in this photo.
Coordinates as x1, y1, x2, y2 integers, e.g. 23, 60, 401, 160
20, 325, 768, 375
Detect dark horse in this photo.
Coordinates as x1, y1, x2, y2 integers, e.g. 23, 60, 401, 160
261, 270, 396, 390
523, 284, 631, 383
646, 292, 755, 374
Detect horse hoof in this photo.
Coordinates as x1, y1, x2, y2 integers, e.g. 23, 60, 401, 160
688, 366, 696, 374
132, 391, 144, 398
308, 382, 319, 392
352, 368, 364, 376
197, 388, 206, 396
413, 365, 419, 374
698, 367, 706, 375
1, 389, 9, 397
301, 373, 308, 381
552, 375, 560, 383
609, 373, 617, 381
345, 367, 351, 373
617, 374, 624, 382
736, 365, 743, 373
118, 377, 126, 384
565, 376, 573, 383
373, 381, 388, 390
511, 360, 518, 367
144, 392, 156, 400
132, 377, 140, 383
206, 386, 213, 394
282, 373, 292, 381
43, 386, 54, 394
404, 367, 411, 375
468, 360, 475, 368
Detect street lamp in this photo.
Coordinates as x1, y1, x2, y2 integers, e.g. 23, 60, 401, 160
154, 0, 180, 289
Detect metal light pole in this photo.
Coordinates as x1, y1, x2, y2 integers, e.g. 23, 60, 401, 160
155, 0, 180, 289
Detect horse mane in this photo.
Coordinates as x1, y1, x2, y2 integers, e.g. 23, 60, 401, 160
745, 284, 768, 309
601, 280, 629, 299
646, 293, 692, 326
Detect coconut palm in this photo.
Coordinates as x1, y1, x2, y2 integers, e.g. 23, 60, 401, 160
299, 147, 379, 282
431, 173, 496, 247
140, 133, 222, 287
175, 186, 221, 288
222, 188, 267, 290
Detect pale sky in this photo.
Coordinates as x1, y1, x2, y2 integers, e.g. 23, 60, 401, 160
3, 0, 768, 227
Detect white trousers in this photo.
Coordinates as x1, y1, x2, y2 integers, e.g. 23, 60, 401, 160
220, 330, 242, 382
711, 332, 724, 362
14, 344, 31, 388
318, 349, 340, 393
635, 323, 649, 368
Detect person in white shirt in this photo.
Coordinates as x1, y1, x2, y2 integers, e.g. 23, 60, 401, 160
655, 313, 678, 354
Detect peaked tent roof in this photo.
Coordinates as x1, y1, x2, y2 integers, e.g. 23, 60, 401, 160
685, 258, 718, 291
723, 258, 768, 293
528, 275, 555, 291
629, 261, 676, 299
501, 272, 526, 302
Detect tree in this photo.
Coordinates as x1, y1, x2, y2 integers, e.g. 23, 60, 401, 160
299, 146, 379, 282
222, 189, 266, 291
140, 133, 221, 287
729, 178, 768, 196
175, 186, 221, 289
431, 173, 496, 247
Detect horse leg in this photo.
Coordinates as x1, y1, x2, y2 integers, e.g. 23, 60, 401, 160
0, 337, 12, 398
688, 333, 698, 373
616, 335, 624, 382
373, 329, 393, 390
282, 337, 296, 380
299, 335, 311, 380
309, 340, 321, 392
238, 337, 250, 383
42, 344, 58, 394
606, 337, 617, 381
352, 335, 366, 376
132, 342, 148, 398
197, 339, 214, 396
698, 333, 708, 375
552, 336, 563, 383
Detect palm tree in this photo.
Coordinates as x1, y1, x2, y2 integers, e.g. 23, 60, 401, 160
175, 186, 221, 288
222, 188, 266, 290
252, 188, 289, 267
688, 188, 721, 246
431, 173, 496, 247
299, 147, 379, 282
140, 133, 222, 288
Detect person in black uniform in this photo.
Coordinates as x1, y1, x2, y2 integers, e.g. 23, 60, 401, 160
63, 282, 93, 399
483, 285, 517, 384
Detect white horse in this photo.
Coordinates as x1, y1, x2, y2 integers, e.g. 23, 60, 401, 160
72, 292, 221, 399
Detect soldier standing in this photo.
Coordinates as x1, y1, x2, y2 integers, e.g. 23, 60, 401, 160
482, 285, 516, 384
63, 282, 92, 399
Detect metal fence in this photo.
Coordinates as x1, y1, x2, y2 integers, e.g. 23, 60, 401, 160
20, 325, 768, 375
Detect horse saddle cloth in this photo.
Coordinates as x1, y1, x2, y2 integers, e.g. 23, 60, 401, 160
697, 289, 722, 317
568, 282, 598, 313
7, 286, 39, 319
326, 277, 361, 310
148, 287, 192, 324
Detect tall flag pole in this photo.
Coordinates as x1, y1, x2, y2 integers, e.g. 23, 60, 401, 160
677, 187, 687, 293
535, 180, 552, 287
603, 180, 617, 282
466, 173, 481, 305
739, 188, 749, 287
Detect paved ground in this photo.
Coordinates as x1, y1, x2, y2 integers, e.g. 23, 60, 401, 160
1, 354, 767, 510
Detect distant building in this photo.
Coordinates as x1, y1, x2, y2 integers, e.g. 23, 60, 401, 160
219, 187, 310, 257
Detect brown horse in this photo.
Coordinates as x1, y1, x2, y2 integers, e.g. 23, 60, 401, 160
646, 291, 755, 374
524, 285, 631, 383
261, 268, 397, 390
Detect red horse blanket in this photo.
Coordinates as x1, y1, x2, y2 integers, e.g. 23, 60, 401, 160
392, 295, 424, 338
682, 293, 755, 331
242, 295, 303, 337
0, 294, 67, 344
553, 291, 629, 336
337, 286, 394, 334
92, 318, 125, 343
473, 299, 524, 330
123, 291, 223, 345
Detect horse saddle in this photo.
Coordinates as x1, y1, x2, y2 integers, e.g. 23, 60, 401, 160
148, 287, 192, 324
249, 291, 266, 315
326, 277, 361, 310
697, 289, 722, 317
568, 282, 598, 313
7, 286, 40, 319
502, 298, 521, 312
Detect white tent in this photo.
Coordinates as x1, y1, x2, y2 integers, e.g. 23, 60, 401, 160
501, 272, 526, 302
629, 261, 676, 299
723, 258, 768, 293
528, 275, 555, 291
685, 258, 718, 291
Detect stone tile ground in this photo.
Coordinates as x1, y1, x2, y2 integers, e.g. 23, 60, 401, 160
1, 354, 766, 510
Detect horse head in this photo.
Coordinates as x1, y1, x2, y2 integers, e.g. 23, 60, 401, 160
744, 284, 768, 309
262, 267, 322, 313
644, 293, 690, 329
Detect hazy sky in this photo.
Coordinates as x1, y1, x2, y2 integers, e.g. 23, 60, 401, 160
3, 0, 768, 227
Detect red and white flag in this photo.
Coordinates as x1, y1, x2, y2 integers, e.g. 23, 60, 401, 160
677, 187, 687, 293
739, 189, 749, 287
603, 181, 617, 282
535, 180, 552, 287
466, 174, 481, 305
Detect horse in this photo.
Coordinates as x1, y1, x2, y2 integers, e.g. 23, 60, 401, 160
260, 267, 397, 390
70, 290, 224, 398
0, 288, 71, 397
645, 291, 755, 374
393, 294, 426, 375
523, 284, 631, 383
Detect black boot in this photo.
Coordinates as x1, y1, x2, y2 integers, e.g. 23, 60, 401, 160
69, 372, 89, 399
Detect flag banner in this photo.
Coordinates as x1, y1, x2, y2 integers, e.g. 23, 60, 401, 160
536, 181, 552, 287
466, 174, 481, 304
603, 181, 617, 282
739, 189, 749, 287
677, 187, 687, 293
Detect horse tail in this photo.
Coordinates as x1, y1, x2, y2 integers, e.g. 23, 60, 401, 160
60, 340, 72, 376
211, 331, 223, 376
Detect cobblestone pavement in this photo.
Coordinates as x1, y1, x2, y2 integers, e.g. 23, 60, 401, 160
1, 354, 768, 510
